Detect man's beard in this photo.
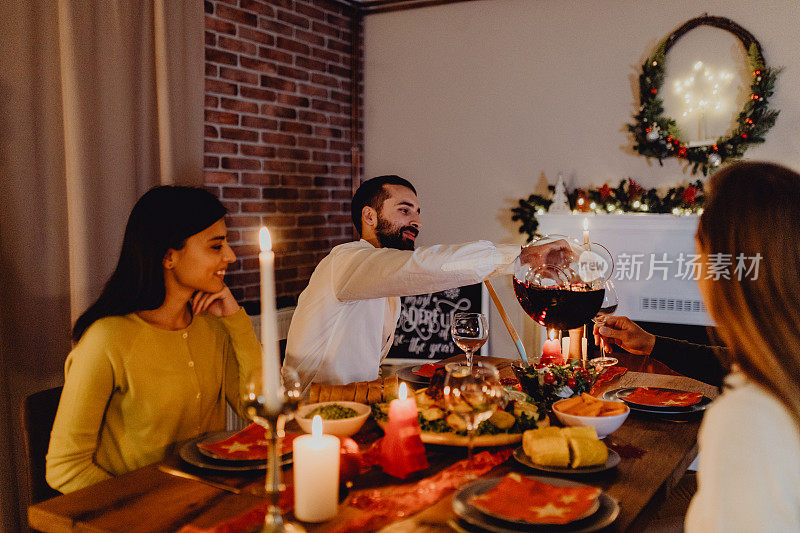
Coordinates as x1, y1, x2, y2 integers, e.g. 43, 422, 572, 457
375, 217, 417, 250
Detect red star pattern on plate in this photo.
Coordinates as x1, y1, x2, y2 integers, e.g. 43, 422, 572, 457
197, 423, 299, 460
413, 363, 444, 378
470, 473, 601, 524
623, 387, 703, 407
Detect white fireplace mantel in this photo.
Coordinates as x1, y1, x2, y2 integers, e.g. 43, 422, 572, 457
536, 213, 713, 327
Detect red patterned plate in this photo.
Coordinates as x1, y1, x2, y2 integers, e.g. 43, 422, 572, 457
468, 473, 601, 525
196, 424, 298, 461
414, 363, 444, 378
620, 387, 704, 408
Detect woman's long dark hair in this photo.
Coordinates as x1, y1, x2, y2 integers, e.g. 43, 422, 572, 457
72, 186, 227, 341
697, 161, 800, 430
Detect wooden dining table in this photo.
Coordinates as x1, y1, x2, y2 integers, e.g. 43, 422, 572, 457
29, 354, 718, 533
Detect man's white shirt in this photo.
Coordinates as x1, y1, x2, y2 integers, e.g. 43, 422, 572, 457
284, 239, 521, 390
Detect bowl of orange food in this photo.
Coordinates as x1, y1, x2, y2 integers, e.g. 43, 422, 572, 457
552, 393, 629, 438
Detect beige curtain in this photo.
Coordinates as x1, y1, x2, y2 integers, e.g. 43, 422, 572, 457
0, 1, 203, 529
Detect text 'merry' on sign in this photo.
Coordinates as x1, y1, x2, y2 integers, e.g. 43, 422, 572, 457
386, 283, 486, 362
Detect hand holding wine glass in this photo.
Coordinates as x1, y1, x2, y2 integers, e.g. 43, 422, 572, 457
442, 361, 507, 473
451, 312, 488, 368
590, 280, 619, 370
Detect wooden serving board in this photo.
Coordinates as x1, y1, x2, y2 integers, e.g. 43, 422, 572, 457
374, 419, 525, 447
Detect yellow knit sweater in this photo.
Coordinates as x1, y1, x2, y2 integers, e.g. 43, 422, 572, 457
46, 307, 261, 493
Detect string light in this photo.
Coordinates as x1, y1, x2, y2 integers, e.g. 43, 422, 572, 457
673, 61, 734, 137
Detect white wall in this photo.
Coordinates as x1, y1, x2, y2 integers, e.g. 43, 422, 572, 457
363, 0, 800, 357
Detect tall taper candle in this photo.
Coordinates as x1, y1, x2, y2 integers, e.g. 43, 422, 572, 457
583, 217, 591, 250
259, 227, 283, 413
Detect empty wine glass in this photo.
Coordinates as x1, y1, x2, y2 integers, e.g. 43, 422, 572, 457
590, 280, 619, 370
241, 366, 304, 533
442, 361, 507, 472
451, 312, 489, 368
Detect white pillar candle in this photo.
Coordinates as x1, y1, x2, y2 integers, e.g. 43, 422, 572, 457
259, 227, 283, 413
293, 415, 340, 522
561, 336, 570, 360
581, 337, 588, 359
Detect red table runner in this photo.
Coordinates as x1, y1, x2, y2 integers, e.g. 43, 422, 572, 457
179, 448, 512, 533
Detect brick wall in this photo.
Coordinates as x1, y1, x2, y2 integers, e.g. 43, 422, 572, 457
204, 0, 363, 307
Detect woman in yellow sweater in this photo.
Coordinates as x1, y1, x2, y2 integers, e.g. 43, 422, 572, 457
46, 186, 262, 493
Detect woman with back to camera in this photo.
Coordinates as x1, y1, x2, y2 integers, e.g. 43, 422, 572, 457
683, 161, 800, 531
46, 186, 261, 493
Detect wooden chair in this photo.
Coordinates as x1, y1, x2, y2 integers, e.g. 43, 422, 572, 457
22, 386, 63, 504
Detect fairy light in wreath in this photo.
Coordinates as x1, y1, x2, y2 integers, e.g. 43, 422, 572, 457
673, 61, 734, 142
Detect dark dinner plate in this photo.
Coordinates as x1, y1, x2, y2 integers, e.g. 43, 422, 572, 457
613, 387, 710, 412
452, 476, 619, 532
395, 364, 432, 385
603, 388, 711, 415
179, 433, 292, 472
195, 430, 273, 462
513, 446, 621, 475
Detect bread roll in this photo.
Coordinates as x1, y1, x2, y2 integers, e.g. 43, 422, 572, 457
367, 383, 383, 404
562, 426, 598, 440
343, 383, 357, 401
569, 437, 608, 467
355, 381, 370, 404
329, 385, 347, 401
523, 427, 563, 441
523, 435, 570, 467
308, 383, 321, 404
318, 385, 332, 402
383, 374, 399, 401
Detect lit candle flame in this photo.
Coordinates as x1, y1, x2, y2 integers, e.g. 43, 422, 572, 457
398, 382, 408, 401
312, 414, 323, 438
548, 328, 556, 342
259, 226, 272, 252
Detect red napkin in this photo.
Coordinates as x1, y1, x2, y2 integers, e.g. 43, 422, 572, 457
470, 473, 601, 524
413, 363, 443, 378
196, 423, 299, 460
623, 387, 703, 407
590, 366, 627, 395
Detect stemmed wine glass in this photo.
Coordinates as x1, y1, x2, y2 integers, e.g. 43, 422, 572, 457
242, 366, 305, 533
590, 280, 619, 370
442, 361, 507, 472
451, 312, 489, 369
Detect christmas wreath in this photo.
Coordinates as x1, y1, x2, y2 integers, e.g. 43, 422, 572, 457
512, 178, 705, 242
629, 15, 780, 175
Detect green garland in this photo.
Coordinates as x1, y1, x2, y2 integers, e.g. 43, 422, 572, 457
512, 178, 705, 242
629, 22, 780, 175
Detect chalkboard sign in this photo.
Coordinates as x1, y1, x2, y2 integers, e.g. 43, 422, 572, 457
386, 283, 487, 362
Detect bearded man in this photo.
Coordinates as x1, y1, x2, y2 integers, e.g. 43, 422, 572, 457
284, 175, 562, 389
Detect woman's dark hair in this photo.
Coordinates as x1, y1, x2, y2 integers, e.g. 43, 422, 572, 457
72, 186, 227, 341
350, 175, 416, 235
697, 161, 800, 431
